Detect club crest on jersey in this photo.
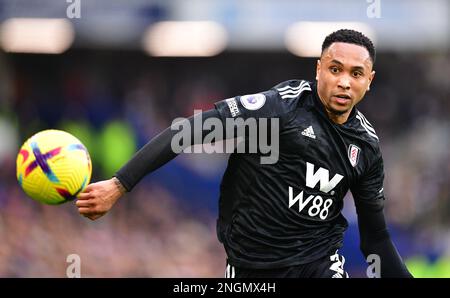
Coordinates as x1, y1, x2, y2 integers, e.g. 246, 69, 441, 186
240, 93, 266, 111
348, 144, 361, 167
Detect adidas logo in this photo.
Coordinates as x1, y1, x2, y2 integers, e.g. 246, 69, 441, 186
301, 126, 316, 139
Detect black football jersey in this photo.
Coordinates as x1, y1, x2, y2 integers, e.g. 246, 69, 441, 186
214, 79, 385, 269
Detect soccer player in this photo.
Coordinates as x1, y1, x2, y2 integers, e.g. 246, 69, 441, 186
76, 29, 412, 278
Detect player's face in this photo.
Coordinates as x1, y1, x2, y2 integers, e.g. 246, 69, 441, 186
316, 42, 375, 124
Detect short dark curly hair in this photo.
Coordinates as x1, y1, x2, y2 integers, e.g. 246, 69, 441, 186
321, 29, 376, 64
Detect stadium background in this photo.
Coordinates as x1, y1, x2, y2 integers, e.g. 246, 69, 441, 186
0, 0, 449, 277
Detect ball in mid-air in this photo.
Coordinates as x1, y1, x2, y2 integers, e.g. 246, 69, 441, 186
16, 129, 92, 205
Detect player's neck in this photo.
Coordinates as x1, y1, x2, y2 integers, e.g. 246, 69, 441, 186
316, 94, 351, 124
314, 85, 352, 125
325, 109, 350, 125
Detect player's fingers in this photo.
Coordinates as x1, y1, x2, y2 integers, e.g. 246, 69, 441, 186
78, 207, 95, 215
82, 184, 96, 193
75, 199, 93, 208
76, 192, 93, 200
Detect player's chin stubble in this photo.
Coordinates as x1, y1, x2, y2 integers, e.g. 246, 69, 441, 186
328, 101, 350, 116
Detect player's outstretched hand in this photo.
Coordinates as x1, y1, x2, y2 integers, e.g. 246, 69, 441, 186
76, 178, 125, 220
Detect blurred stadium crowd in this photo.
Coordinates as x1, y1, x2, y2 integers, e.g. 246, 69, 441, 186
0, 50, 449, 277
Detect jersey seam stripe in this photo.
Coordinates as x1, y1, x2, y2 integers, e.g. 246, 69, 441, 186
280, 86, 311, 99
278, 81, 308, 93
358, 115, 376, 134
279, 85, 311, 96
357, 110, 374, 127
276, 80, 308, 92
356, 113, 376, 134
357, 111, 375, 130
356, 110, 375, 130
280, 89, 303, 96
356, 115, 377, 137
279, 83, 311, 98
356, 115, 379, 140
225, 264, 230, 278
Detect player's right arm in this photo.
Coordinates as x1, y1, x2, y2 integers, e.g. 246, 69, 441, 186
76, 80, 302, 220
76, 109, 221, 220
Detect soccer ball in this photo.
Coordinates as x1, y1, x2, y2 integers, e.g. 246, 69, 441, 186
16, 129, 92, 205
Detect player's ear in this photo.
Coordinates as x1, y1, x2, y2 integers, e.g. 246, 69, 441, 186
367, 70, 375, 91
316, 59, 321, 81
